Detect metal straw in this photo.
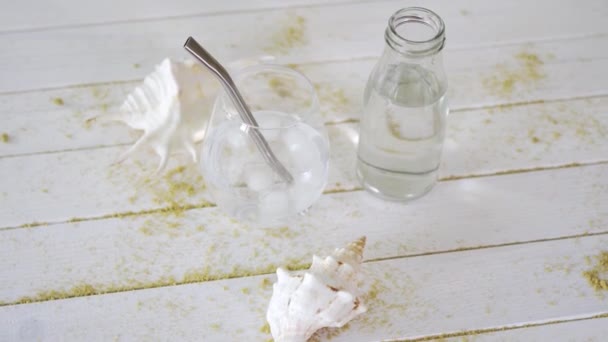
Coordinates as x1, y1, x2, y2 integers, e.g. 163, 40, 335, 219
184, 37, 294, 184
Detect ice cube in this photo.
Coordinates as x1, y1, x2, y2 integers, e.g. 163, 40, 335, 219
282, 127, 320, 172
225, 156, 245, 184
296, 161, 326, 186
245, 165, 274, 192
226, 126, 247, 149
291, 142, 319, 172
282, 127, 308, 152
259, 189, 289, 219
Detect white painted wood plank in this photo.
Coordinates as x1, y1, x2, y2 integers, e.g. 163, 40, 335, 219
0, 234, 606, 341
2, 34, 608, 157
0, 0, 360, 33
0, 151, 211, 229
438, 318, 608, 342
0, 82, 136, 157
1, 163, 606, 304
2, 95, 607, 228
1, 0, 606, 92
440, 96, 608, 178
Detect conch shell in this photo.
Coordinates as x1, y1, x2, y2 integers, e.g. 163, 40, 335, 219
266, 237, 367, 342
106, 58, 217, 171
100, 56, 276, 172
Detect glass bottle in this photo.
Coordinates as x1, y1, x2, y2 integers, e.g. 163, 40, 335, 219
357, 7, 448, 201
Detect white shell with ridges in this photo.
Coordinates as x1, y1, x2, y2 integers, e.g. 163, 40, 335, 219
107, 58, 217, 171
104, 56, 277, 172
266, 237, 367, 342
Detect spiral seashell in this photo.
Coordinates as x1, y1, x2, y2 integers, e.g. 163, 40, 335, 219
266, 237, 367, 342
99, 56, 279, 172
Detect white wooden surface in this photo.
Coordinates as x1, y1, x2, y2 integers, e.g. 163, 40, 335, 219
1, 0, 607, 341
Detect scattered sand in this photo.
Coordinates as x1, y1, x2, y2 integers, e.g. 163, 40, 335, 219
266, 15, 307, 53
483, 52, 546, 97
583, 251, 608, 292
52, 97, 65, 106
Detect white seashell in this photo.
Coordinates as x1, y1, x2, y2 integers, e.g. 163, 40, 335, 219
103, 58, 218, 171
103, 56, 277, 172
267, 237, 367, 342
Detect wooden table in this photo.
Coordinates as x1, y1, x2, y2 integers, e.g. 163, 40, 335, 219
1, 0, 607, 340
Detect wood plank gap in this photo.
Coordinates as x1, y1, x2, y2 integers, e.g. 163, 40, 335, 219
324, 93, 608, 126
448, 94, 608, 114
447, 32, 608, 53
0, 202, 214, 232
0, 186, 362, 231
438, 160, 608, 182
367, 230, 608, 265
0, 264, 278, 307
0, 79, 140, 97
391, 312, 608, 342
0, 143, 131, 160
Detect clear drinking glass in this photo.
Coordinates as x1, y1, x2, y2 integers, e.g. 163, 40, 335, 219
357, 7, 448, 201
201, 64, 329, 223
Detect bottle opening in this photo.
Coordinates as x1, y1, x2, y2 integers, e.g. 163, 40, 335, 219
395, 20, 436, 42
385, 7, 445, 56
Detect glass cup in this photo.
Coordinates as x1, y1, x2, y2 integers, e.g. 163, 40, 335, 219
201, 64, 329, 223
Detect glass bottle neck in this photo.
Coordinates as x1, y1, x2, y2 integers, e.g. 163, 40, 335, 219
384, 7, 445, 58
381, 44, 444, 65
